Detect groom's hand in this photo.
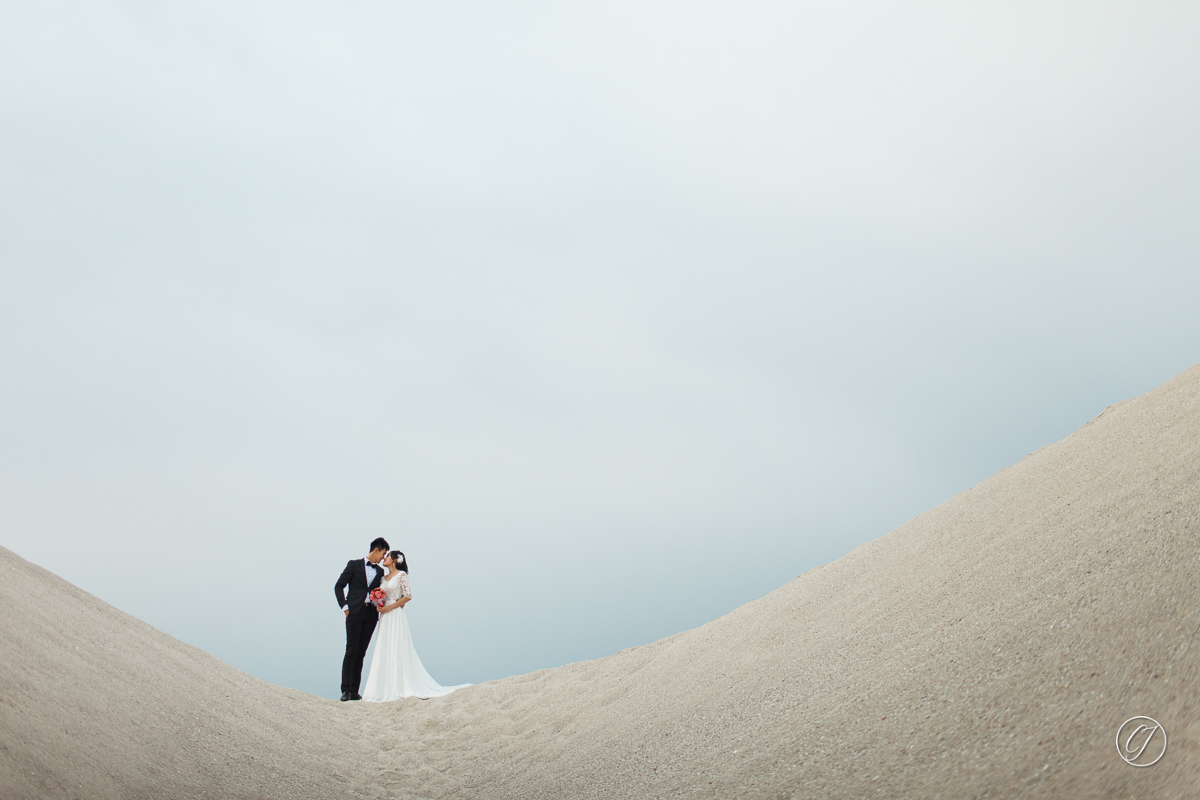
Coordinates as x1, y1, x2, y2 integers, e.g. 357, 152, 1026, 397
344, 609, 349, 617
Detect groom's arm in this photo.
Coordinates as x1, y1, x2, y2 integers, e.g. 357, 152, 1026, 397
334, 560, 354, 613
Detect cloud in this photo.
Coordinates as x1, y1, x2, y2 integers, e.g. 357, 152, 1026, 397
1, 0, 1198, 695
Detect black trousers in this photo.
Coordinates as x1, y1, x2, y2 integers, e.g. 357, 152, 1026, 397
341, 604, 379, 694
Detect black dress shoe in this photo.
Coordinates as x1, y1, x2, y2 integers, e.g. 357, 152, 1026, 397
351, 692, 363, 701
340, 691, 351, 702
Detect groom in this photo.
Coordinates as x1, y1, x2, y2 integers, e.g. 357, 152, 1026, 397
334, 537, 389, 701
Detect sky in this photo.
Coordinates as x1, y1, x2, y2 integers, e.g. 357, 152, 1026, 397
1, 1, 1197, 698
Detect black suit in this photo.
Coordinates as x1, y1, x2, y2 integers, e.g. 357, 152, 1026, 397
335, 558, 383, 695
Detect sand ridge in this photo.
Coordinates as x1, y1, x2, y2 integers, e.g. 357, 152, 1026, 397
3, 365, 1199, 799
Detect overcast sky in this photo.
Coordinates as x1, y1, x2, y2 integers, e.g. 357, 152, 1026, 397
2, 1, 1197, 698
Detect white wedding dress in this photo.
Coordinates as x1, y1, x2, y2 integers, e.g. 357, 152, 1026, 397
361, 571, 468, 701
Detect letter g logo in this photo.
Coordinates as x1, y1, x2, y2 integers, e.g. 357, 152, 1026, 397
1115, 716, 1167, 767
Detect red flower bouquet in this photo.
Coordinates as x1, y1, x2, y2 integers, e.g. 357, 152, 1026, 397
368, 588, 387, 609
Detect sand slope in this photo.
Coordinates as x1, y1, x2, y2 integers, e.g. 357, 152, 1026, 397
3, 366, 1199, 799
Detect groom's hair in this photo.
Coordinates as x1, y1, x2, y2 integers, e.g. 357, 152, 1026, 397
369, 537, 390, 553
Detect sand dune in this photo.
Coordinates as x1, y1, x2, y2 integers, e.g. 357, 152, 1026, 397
3, 366, 1199, 799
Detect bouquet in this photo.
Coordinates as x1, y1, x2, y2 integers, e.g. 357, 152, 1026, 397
368, 588, 387, 609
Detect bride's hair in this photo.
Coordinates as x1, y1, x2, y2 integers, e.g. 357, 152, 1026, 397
389, 551, 408, 573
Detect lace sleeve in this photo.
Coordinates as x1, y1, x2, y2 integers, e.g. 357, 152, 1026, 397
397, 572, 412, 600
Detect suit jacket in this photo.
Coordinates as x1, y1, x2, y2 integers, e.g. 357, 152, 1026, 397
335, 558, 384, 614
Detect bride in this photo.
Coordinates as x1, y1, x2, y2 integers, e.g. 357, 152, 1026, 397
361, 551, 469, 701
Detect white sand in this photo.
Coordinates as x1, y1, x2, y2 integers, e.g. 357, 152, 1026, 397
3, 366, 1198, 799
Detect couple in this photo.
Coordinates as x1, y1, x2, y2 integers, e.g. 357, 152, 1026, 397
334, 537, 468, 702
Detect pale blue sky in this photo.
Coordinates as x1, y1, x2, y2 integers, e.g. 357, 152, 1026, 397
1, 1, 1197, 697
